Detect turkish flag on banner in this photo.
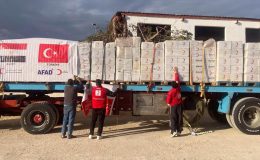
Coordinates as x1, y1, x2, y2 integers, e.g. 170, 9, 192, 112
38, 44, 69, 63
0, 43, 27, 50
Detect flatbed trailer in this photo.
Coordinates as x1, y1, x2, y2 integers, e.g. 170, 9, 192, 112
0, 82, 260, 135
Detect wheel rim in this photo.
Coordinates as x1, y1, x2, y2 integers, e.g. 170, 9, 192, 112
241, 104, 260, 129
29, 111, 46, 127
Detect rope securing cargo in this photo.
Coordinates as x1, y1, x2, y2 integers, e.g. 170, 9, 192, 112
147, 46, 156, 92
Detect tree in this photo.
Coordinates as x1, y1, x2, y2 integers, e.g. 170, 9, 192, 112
130, 23, 193, 42
83, 20, 193, 43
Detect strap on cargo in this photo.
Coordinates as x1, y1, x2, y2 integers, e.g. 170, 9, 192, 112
147, 46, 156, 92
0, 82, 4, 99
200, 46, 206, 99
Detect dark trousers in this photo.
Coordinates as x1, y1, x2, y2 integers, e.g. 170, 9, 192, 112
90, 108, 106, 136
170, 104, 183, 134
61, 105, 76, 136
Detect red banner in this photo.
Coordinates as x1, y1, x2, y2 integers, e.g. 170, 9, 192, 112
38, 44, 69, 63
0, 43, 27, 50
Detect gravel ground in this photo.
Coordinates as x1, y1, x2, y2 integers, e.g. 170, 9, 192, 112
0, 111, 260, 160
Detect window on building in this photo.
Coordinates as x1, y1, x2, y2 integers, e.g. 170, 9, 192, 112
246, 28, 260, 42
195, 26, 225, 41
136, 23, 171, 42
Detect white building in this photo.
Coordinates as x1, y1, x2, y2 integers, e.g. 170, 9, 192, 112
118, 11, 260, 42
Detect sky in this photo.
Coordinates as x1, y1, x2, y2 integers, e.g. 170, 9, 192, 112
0, 0, 259, 41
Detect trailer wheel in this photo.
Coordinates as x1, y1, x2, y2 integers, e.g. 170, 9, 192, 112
226, 114, 234, 128
21, 103, 56, 134
232, 97, 260, 135
207, 100, 227, 124
52, 105, 60, 126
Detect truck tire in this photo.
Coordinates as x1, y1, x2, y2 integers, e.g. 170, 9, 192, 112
231, 98, 254, 130
226, 114, 234, 128
231, 97, 260, 135
52, 105, 60, 126
20, 103, 56, 134
207, 100, 227, 124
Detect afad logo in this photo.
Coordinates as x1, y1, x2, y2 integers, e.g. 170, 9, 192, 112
38, 69, 63, 75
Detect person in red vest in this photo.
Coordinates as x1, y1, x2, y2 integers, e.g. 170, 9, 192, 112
166, 67, 183, 137
89, 79, 115, 140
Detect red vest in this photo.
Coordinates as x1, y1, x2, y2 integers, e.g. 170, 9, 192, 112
92, 86, 107, 108
166, 87, 182, 107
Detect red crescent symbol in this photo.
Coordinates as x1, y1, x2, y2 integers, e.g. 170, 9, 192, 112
0, 68, 4, 74
57, 69, 62, 75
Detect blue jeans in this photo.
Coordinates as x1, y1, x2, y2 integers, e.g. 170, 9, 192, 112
61, 105, 76, 136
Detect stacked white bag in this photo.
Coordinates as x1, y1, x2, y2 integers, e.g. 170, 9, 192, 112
78, 42, 91, 80
153, 42, 165, 81
230, 42, 243, 82
91, 41, 104, 80
141, 42, 154, 81
216, 41, 232, 82
244, 43, 260, 83
104, 42, 116, 81
165, 41, 189, 82
115, 37, 141, 82
190, 40, 216, 83
132, 38, 141, 82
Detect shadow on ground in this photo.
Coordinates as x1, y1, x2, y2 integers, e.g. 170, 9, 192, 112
0, 111, 230, 137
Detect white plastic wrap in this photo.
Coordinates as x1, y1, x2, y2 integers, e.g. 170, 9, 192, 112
0, 38, 78, 82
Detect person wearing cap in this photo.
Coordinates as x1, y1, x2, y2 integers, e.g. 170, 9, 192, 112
61, 77, 83, 139
89, 79, 115, 140
166, 67, 183, 137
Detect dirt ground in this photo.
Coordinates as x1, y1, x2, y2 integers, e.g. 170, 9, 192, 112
0, 111, 260, 160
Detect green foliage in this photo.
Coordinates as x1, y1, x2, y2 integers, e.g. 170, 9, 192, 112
171, 30, 193, 40
83, 23, 193, 43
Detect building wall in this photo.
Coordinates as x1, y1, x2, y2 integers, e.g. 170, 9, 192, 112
126, 16, 260, 42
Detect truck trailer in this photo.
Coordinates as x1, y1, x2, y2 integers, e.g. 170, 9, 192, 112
0, 38, 259, 135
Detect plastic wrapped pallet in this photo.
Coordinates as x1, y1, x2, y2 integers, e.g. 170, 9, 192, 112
190, 40, 216, 83
244, 43, 260, 83
216, 41, 232, 82
78, 42, 91, 80
216, 41, 243, 83
141, 42, 154, 81
165, 40, 189, 82
91, 41, 104, 80
104, 42, 115, 81
0, 38, 78, 82
115, 37, 141, 82
230, 41, 243, 82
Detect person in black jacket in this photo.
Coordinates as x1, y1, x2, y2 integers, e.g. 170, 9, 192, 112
61, 77, 83, 139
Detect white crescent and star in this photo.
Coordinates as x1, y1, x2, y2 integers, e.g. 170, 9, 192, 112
43, 48, 57, 59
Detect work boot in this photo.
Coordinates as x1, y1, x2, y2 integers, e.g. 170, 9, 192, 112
88, 135, 93, 139
171, 132, 178, 137
61, 134, 66, 138
67, 135, 75, 139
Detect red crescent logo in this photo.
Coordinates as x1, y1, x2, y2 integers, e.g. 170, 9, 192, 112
57, 69, 62, 75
